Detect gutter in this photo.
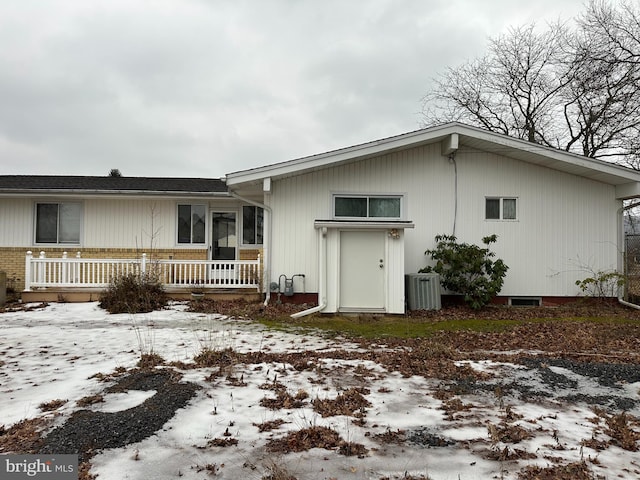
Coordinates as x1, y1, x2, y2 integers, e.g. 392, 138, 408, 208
618, 201, 640, 309
0, 190, 230, 198
290, 226, 327, 318
227, 190, 273, 307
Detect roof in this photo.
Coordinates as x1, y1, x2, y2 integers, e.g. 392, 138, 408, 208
0, 175, 228, 196
225, 122, 640, 199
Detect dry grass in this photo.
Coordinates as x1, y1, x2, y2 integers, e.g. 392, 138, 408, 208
254, 419, 287, 432
265, 426, 367, 457
0, 417, 48, 453
312, 387, 371, 417
518, 461, 598, 480
38, 399, 67, 412
260, 388, 309, 410
76, 394, 104, 407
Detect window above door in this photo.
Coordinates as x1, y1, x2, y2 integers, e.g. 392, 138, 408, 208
333, 194, 403, 220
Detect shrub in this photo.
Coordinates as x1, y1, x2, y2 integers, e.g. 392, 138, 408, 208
575, 270, 625, 299
100, 273, 167, 314
420, 234, 508, 310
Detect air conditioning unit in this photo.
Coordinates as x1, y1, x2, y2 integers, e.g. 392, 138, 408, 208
405, 273, 441, 311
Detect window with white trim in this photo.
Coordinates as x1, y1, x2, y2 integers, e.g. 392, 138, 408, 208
242, 206, 263, 245
334, 195, 402, 219
35, 202, 82, 244
485, 197, 517, 220
177, 204, 206, 244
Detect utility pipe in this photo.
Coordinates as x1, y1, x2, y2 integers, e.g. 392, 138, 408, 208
227, 190, 273, 306
291, 226, 327, 318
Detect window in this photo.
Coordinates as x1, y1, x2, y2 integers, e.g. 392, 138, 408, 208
35, 202, 81, 244
177, 204, 206, 244
485, 197, 517, 220
242, 206, 263, 245
334, 195, 402, 219
509, 297, 541, 307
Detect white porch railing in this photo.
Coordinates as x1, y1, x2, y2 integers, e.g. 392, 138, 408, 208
24, 251, 261, 291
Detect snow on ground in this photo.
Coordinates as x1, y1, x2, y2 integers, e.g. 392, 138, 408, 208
1, 302, 640, 480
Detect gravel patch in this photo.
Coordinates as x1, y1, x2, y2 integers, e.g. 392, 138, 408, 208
406, 427, 455, 448
445, 357, 640, 412
39, 370, 200, 463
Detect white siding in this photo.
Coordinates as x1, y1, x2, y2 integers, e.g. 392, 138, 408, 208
269, 143, 621, 298
83, 199, 177, 248
0, 197, 243, 250
0, 198, 33, 246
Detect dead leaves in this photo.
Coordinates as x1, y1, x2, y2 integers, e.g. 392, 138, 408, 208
265, 426, 367, 457
312, 387, 371, 418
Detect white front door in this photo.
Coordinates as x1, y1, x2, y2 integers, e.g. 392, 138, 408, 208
339, 230, 386, 312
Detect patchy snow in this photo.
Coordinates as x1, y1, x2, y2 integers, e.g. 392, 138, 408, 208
1, 302, 640, 479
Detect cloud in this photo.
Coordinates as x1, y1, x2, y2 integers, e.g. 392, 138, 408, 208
0, 0, 587, 177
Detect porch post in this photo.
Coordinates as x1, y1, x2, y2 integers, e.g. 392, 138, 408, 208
62, 251, 68, 285
0, 271, 5, 307
38, 251, 45, 286
75, 252, 81, 284
24, 251, 33, 291
141, 253, 147, 275
257, 254, 262, 292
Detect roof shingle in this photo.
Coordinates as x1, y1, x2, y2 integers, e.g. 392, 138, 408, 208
0, 175, 228, 194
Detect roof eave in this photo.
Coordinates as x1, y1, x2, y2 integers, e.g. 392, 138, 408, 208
0, 189, 231, 197
226, 122, 640, 188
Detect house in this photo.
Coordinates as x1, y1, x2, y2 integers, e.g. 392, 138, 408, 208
225, 122, 640, 314
0, 176, 264, 301
2, 122, 640, 311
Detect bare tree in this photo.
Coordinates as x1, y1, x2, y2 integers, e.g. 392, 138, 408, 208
422, 1, 640, 166
568, 0, 640, 164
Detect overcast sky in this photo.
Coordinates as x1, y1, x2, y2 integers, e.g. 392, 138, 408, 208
0, 0, 588, 178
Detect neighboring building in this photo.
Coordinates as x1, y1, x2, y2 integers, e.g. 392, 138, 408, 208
0, 176, 264, 294
2, 123, 640, 311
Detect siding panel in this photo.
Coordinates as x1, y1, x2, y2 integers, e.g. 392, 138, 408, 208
270, 143, 620, 298
0, 199, 32, 246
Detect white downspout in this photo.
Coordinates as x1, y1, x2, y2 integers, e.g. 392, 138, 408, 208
227, 190, 273, 306
291, 226, 327, 318
618, 201, 640, 309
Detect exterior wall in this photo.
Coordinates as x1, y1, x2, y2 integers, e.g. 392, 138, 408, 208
0, 248, 26, 291
267, 143, 621, 300
0, 199, 32, 246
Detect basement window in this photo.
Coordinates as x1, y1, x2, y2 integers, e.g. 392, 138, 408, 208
509, 297, 541, 307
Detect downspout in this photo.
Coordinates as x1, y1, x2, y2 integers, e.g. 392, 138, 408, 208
449, 152, 458, 237
618, 200, 640, 309
291, 226, 327, 318
227, 190, 273, 306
